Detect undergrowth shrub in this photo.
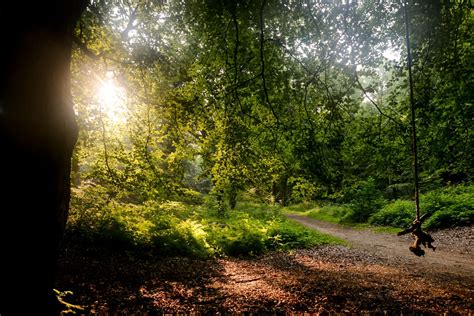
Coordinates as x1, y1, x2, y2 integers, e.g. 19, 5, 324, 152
288, 177, 317, 203
368, 200, 414, 227
150, 217, 212, 257
343, 177, 386, 223
69, 191, 211, 256
207, 214, 268, 256
422, 186, 474, 229
176, 188, 204, 205
69, 188, 340, 257
369, 185, 473, 229
267, 220, 341, 249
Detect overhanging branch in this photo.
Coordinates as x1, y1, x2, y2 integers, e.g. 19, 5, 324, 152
259, 0, 279, 124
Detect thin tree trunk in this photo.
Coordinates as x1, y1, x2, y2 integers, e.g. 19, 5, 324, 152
271, 181, 277, 204
0, 1, 87, 314
281, 176, 288, 207
229, 183, 237, 210
217, 189, 226, 217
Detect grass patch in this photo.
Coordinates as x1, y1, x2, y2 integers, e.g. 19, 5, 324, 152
282, 202, 318, 214
283, 202, 410, 234
282, 203, 349, 224
307, 204, 351, 224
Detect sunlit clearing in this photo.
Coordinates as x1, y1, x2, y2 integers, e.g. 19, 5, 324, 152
97, 78, 127, 123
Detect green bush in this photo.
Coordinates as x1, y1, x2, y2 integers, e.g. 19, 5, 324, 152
207, 215, 268, 256
69, 192, 211, 256
424, 209, 473, 229
288, 177, 317, 203
176, 188, 204, 205
368, 184, 474, 229
368, 200, 414, 227
267, 220, 342, 249
150, 217, 212, 257
69, 189, 342, 257
78, 201, 154, 249
422, 185, 474, 229
343, 177, 386, 222
236, 202, 280, 220
69, 184, 112, 233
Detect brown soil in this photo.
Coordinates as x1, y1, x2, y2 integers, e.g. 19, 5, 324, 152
56, 219, 473, 314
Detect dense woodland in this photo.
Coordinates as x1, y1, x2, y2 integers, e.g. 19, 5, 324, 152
0, 0, 472, 314
69, 0, 472, 245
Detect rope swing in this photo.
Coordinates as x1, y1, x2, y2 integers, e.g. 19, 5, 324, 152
404, 0, 420, 222
397, 0, 437, 257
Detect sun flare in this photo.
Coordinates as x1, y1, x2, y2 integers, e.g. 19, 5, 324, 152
97, 77, 127, 123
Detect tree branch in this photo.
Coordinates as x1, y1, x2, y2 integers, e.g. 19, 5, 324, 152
259, 0, 279, 124
120, 3, 140, 41
353, 70, 405, 128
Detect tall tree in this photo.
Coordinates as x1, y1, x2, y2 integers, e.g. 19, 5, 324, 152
0, 1, 87, 314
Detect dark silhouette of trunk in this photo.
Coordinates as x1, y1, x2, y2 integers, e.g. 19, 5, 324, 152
229, 183, 237, 210
271, 181, 277, 204
216, 189, 226, 217
281, 176, 288, 206
0, 1, 87, 314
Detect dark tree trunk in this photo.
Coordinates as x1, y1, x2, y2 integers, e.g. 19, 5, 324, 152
229, 183, 237, 210
271, 181, 277, 204
281, 175, 288, 207
216, 190, 226, 218
0, 1, 87, 314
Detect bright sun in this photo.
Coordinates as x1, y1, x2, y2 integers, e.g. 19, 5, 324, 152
97, 75, 127, 123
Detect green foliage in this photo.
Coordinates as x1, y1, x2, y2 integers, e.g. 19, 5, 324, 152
369, 185, 474, 229
282, 201, 350, 222
308, 204, 352, 224
288, 177, 318, 203
176, 188, 204, 205
282, 202, 319, 214
368, 200, 414, 227
75, 1, 471, 205
204, 202, 341, 256
384, 183, 413, 200
69, 193, 211, 256
267, 220, 343, 250
69, 188, 341, 257
68, 0, 473, 263
343, 178, 386, 223
206, 213, 268, 256
422, 186, 474, 229
150, 217, 212, 257
424, 210, 474, 230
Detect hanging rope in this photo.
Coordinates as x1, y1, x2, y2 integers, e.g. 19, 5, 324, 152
404, 0, 420, 221
398, 2, 439, 257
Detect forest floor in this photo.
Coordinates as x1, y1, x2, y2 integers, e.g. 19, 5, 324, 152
57, 218, 473, 314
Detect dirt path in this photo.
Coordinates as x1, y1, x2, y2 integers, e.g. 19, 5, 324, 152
287, 214, 474, 279
56, 221, 474, 313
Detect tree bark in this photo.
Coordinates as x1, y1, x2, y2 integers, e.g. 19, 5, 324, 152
281, 175, 288, 207
271, 181, 277, 204
0, 1, 87, 314
229, 183, 237, 210
216, 189, 226, 218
